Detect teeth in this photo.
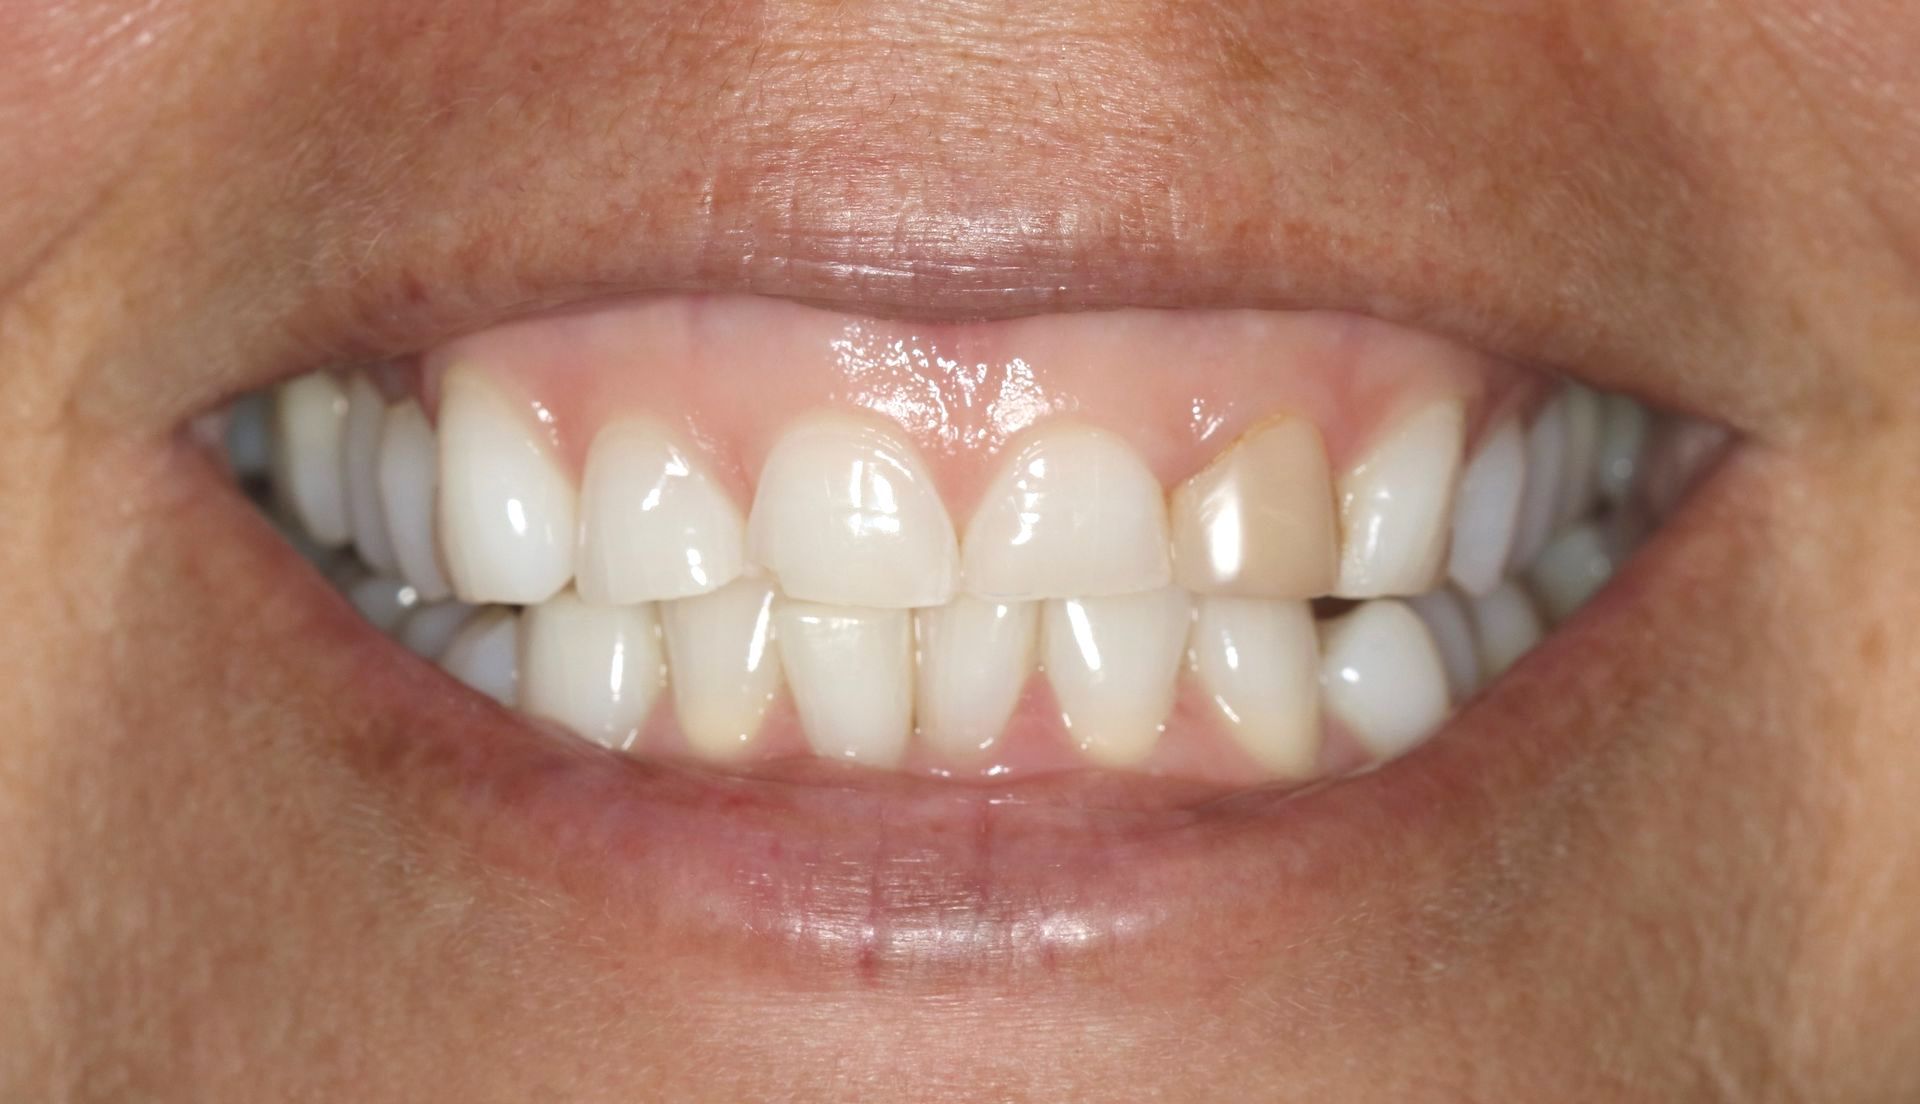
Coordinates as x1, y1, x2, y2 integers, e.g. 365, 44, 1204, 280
436, 366, 578, 605
1555, 384, 1603, 526
1508, 397, 1568, 566
345, 574, 420, 633
1593, 395, 1650, 504
747, 413, 957, 609
776, 600, 914, 766
1526, 522, 1617, 623
376, 400, 454, 602
225, 392, 272, 478
439, 607, 520, 706
397, 601, 478, 659
269, 373, 352, 546
1467, 581, 1544, 678
578, 419, 745, 605
661, 578, 784, 762
1445, 417, 1526, 597
1042, 588, 1189, 767
915, 597, 1038, 760
1407, 588, 1484, 703
1334, 401, 1466, 598
963, 424, 1171, 600
519, 589, 665, 750
1169, 417, 1338, 598
1188, 597, 1321, 776
1319, 599, 1450, 759
341, 375, 400, 574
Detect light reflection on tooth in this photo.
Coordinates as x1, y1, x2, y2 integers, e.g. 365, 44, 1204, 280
578, 419, 745, 605
747, 413, 958, 609
1189, 597, 1320, 777
1042, 588, 1189, 767
519, 590, 665, 751
1446, 417, 1526, 597
1468, 581, 1544, 679
377, 400, 454, 602
1527, 522, 1617, 623
1594, 395, 1650, 504
776, 600, 914, 766
915, 596, 1037, 760
1407, 588, 1483, 703
440, 607, 520, 706
1169, 416, 1338, 599
346, 574, 420, 633
661, 578, 783, 762
1508, 396, 1568, 566
437, 366, 578, 605
1319, 599, 1451, 760
963, 423, 1171, 600
342, 374, 400, 574
270, 373, 352, 547
1334, 401, 1465, 599
397, 601, 478, 659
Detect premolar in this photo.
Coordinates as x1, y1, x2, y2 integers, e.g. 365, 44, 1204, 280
378, 400, 454, 602
1319, 599, 1450, 759
439, 607, 521, 706
270, 373, 352, 547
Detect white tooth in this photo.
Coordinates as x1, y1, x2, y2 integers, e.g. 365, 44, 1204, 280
963, 423, 1171, 600
578, 419, 745, 604
1467, 581, 1544, 679
1169, 416, 1338, 598
346, 574, 421, 633
269, 373, 352, 546
342, 375, 400, 574
1508, 397, 1568, 566
377, 400, 454, 602
1041, 588, 1189, 767
225, 392, 272, 477
661, 578, 784, 763
1334, 401, 1466, 598
1189, 597, 1321, 777
519, 590, 664, 750
1555, 384, 1603, 525
747, 413, 957, 608
439, 607, 520, 706
1593, 395, 1650, 504
437, 366, 578, 605
776, 600, 914, 766
1527, 522, 1617, 623
1407, 589, 1483, 703
1445, 417, 1526, 597
397, 602, 477, 659
915, 597, 1038, 760
1318, 599, 1451, 760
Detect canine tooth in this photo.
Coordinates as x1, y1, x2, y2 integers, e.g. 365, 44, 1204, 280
1407, 589, 1483, 703
1319, 599, 1451, 759
342, 375, 400, 574
1556, 384, 1603, 525
1527, 522, 1617, 622
1189, 597, 1321, 777
1334, 401, 1466, 598
346, 574, 420, 633
915, 597, 1037, 760
397, 602, 477, 659
437, 366, 578, 605
269, 373, 352, 546
578, 419, 745, 604
661, 578, 783, 762
1594, 395, 1650, 504
1508, 397, 1568, 566
1445, 417, 1526, 597
519, 590, 665, 751
747, 413, 957, 608
377, 400, 454, 602
776, 601, 914, 766
439, 607, 520, 706
1042, 588, 1189, 767
1468, 581, 1544, 679
1170, 417, 1338, 598
963, 424, 1171, 600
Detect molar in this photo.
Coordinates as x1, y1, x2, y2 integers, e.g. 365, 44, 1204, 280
578, 418, 745, 605
1042, 588, 1190, 767
1527, 522, 1618, 623
437, 366, 579, 605
1333, 401, 1466, 599
270, 373, 352, 547
1169, 417, 1338, 599
1509, 393, 1569, 566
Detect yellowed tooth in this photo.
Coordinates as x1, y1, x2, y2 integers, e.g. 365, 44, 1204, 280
1170, 417, 1338, 599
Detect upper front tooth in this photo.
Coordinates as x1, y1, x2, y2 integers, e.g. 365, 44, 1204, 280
519, 589, 665, 750
377, 399, 454, 602
963, 423, 1171, 600
270, 373, 352, 547
915, 596, 1038, 761
578, 419, 745, 605
1318, 599, 1451, 760
342, 374, 400, 574
1334, 400, 1466, 598
1170, 417, 1338, 599
661, 577, 784, 763
1189, 597, 1321, 777
776, 600, 915, 766
439, 607, 520, 706
1041, 588, 1189, 767
747, 413, 958, 609
1445, 416, 1526, 597
437, 366, 578, 605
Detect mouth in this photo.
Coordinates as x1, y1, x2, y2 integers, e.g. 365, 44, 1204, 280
197, 285, 1726, 974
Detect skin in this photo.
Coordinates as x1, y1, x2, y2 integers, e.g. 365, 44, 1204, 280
3, 0, 1920, 1099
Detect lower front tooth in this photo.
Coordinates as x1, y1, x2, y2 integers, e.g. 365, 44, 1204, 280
1319, 599, 1450, 760
776, 601, 914, 766
519, 590, 665, 751
661, 578, 784, 762
1042, 589, 1189, 768
1189, 597, 1321, 777
915, 596, 1038, 760
439, 607, 521, 707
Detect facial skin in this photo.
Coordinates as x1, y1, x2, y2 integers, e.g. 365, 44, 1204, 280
4, 0, 1920, 1100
